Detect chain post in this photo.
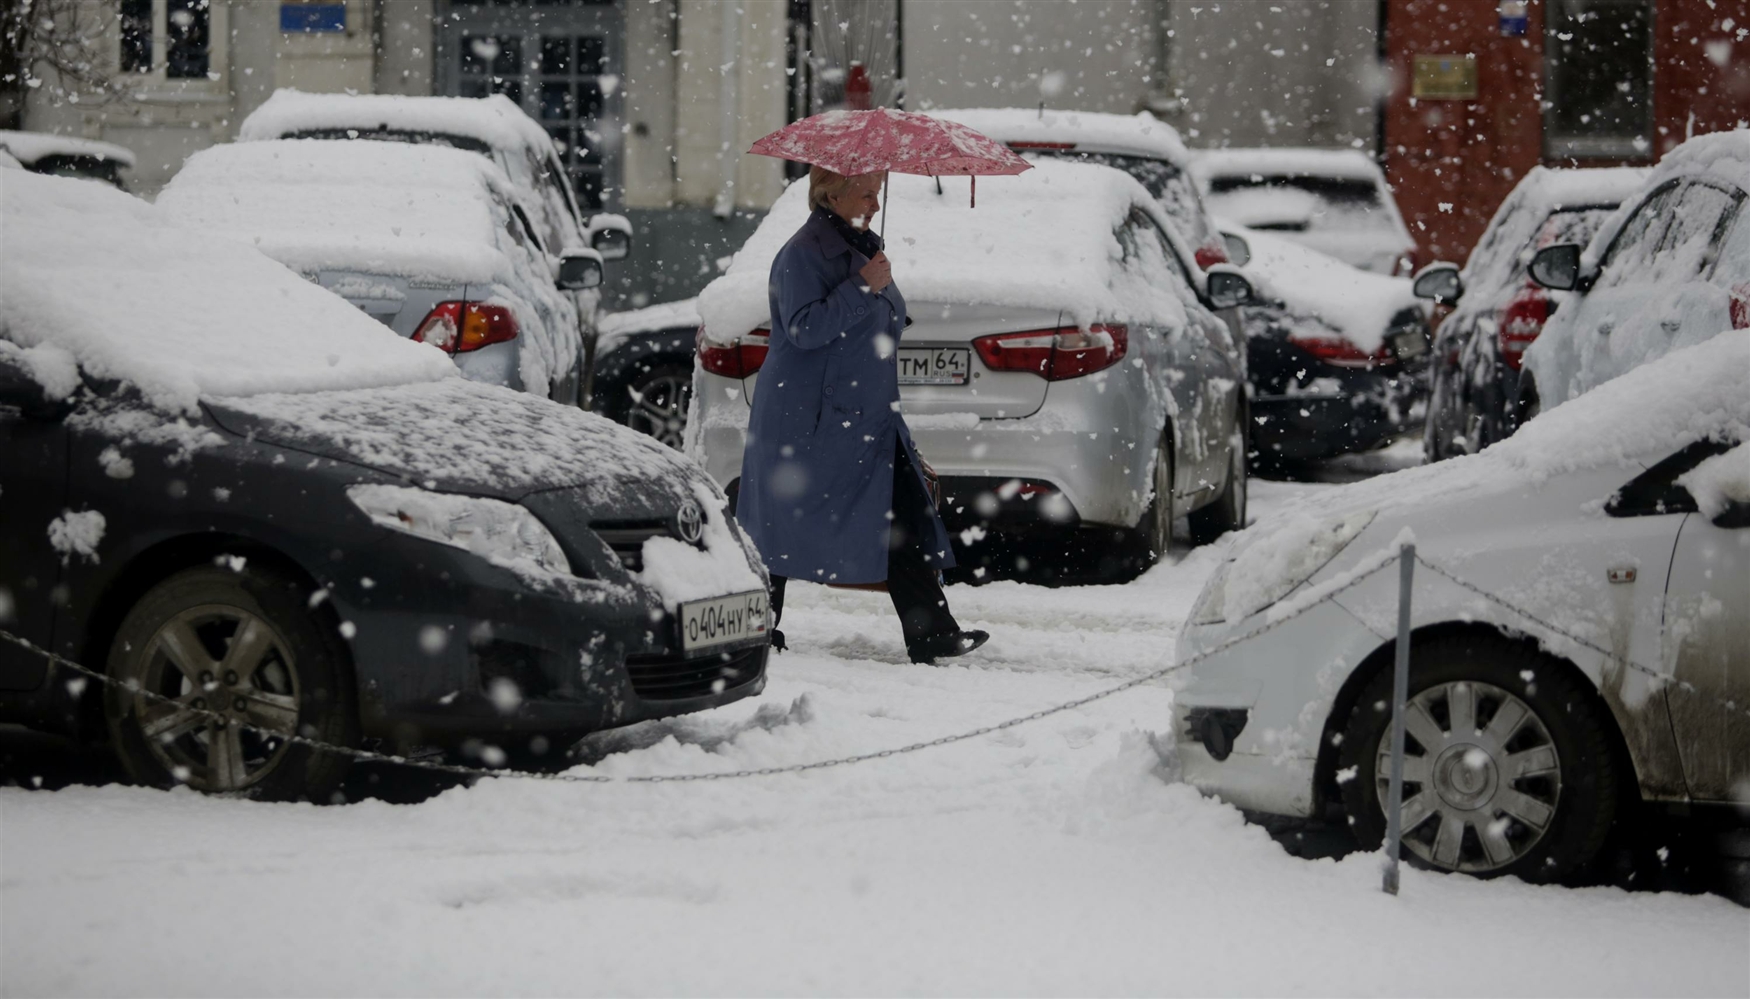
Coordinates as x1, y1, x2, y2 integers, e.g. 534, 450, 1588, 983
1382, 542, 1415, 896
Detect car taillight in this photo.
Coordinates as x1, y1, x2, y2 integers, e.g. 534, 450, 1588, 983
1497, 285, 1550, 371
1194, 245, 1229, 270
972, 325, 1128, 381
1290, 334, 1389, 369
411, 301, 519, 354
698, 328, 770, 378
1732, 283, 1749, 330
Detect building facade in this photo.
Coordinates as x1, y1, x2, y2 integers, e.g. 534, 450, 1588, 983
1381, 0, 1749, 264
53, 2, 1750, 309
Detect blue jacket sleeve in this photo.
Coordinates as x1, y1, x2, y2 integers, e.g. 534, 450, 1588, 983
772, 246, 891, 351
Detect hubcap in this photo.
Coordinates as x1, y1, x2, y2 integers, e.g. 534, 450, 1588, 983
129, 605, 300, 792
627, 373, 692, 449
1373, 679, 1561, 873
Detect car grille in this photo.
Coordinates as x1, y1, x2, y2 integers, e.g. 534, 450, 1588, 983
624, 645, 765, 701
591, 519, 671, 572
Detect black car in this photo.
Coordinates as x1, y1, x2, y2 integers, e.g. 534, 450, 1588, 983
0, 367, 771, 801
1220, 227, 1431, 468
589, 298, 702, 449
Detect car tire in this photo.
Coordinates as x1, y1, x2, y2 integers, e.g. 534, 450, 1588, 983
1139, 430, 1175, 564
624, 363, 693, 449
1513, 374, 1540, 428
1189, 427, 1248, 546
105, 564, 358, 801
1336, 635, 1620, 883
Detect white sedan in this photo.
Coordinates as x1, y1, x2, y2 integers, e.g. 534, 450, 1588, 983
1173, 330, 1748, 882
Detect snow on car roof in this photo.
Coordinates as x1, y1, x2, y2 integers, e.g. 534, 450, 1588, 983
1189, 147, 1386, 185
157, 139, 519, 284
0, 171, 454, 414
238, 90, 554, 157
600, 297, 701, 338
698, 159, 1190, 337
1227, 227, 1418, 351
927, 108, 1192, 164
0, 130, 137, 168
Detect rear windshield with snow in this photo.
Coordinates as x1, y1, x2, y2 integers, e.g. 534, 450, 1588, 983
1204, 174, 1396, 235
1469, 204, 1620, 305
1024, 150, 1217, 250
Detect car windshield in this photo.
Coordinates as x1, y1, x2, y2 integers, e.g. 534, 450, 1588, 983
1204, 174, 1396, 235
283, 128, 495, 156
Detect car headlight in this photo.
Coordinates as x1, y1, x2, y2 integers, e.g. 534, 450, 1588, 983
1189, 509, 1376, 625
346, 484, 572, 577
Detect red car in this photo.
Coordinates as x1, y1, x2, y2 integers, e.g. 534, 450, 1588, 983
1419, 166, 1647, 461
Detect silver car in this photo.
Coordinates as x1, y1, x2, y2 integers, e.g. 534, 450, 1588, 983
688, 160, 1254, 576
159, 139, 601, 403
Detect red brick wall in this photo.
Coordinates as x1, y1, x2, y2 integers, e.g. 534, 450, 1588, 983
1382, 0, 1749, 267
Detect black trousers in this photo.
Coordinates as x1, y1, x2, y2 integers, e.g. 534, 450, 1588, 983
770, 448, 960, 649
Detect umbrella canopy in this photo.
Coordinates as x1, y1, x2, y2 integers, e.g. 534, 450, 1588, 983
749, 108, 1030, 209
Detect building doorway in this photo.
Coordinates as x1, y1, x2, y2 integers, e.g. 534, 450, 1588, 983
435, 1, 624, 212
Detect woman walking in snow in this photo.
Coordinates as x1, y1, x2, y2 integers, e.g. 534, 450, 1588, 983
734, 167, 989, 665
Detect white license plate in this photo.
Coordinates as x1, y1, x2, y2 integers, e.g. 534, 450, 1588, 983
898, 347, 971, 385
679, 590, 769, 653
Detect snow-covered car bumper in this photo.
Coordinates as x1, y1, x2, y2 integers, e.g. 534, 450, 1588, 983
1172, 599, 1383, 817
696, 372, 1152, 531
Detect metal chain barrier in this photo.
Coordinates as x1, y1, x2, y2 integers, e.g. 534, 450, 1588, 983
8, 551, 1729, 789
0, 557, 1398, 786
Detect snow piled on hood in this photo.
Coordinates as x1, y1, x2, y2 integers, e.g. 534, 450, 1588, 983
1291, 331, 1747, 520
0, 171, 454, 414
927, 108, 1192, 164
215, 378, 709, 506
1227, 226, 1418, 350
698, 160, 1186, 337
239, 90, 553, 157
157, 140, 517, 284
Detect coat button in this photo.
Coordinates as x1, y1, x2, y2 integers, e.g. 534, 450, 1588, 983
824, 387, 834, 396
856, 307, 866, 316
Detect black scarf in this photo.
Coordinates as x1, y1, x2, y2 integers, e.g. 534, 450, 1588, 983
817, 207, 883, 260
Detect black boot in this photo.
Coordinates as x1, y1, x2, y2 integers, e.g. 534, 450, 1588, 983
907, 629, 989, 665
770, 628, 787, 653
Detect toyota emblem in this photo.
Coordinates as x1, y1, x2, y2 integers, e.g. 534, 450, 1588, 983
675, 500, 704, 544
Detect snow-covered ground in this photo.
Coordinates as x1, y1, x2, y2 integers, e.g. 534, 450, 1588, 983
2, 457, 1745, 997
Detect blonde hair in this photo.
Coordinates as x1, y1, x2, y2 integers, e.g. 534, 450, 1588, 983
807, 165, 856, 212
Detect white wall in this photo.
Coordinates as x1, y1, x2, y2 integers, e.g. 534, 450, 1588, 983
902, 0, 1161, 113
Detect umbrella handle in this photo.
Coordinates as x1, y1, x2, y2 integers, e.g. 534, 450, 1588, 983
880, 170, 890, 241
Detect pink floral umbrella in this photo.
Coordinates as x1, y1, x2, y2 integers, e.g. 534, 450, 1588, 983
749, 108, 1032, 234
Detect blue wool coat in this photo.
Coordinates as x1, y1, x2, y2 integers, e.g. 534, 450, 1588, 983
735, 209, 956, 585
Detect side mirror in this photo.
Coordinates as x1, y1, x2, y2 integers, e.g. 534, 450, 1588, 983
1528, 243, 1583, 291
587, 213, 634, 262
1221, 231, 1251, 267
1204, 264, 1257, 311
1411, 262, 1464, 304
557, 249, 604, 291
591, 227, 630, 261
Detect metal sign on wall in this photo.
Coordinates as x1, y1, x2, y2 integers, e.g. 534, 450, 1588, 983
1412, 55, 1479, 100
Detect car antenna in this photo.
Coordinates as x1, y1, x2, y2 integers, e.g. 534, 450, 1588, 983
1038, 101, 1045, 120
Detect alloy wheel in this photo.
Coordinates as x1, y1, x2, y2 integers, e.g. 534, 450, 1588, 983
128, 605, 301, 792
1372, 679, 1562, 873
627, 372, 692, 449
